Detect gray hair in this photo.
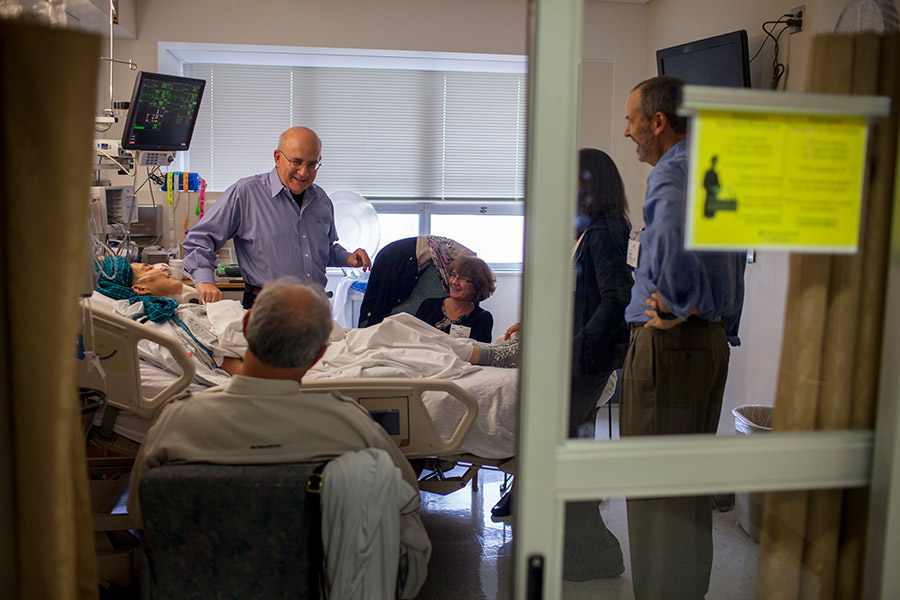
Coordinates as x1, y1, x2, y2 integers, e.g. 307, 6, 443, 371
245, 277, 333, 369
632, 76, 688, 135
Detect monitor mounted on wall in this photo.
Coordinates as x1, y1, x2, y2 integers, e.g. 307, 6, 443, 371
656, 30, 751, 88
120, 71, 206, 152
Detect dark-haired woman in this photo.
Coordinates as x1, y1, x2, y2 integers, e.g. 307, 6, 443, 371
570, 147, 634, 438
493, 149, 633, 582
563, 148, 634, 581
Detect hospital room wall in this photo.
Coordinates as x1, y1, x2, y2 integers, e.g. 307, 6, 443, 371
579, 1, 649, 229
97, 0, 530, 140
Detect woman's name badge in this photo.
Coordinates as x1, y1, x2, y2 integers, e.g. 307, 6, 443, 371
627, 238, 640, 269
450, 324, 472, 339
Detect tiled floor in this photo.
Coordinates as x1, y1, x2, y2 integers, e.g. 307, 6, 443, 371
417, 467, 514, 599
416, 407, 760, 599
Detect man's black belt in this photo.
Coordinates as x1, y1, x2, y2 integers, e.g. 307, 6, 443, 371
245, 283, 332, 298
628, 316, 722, 330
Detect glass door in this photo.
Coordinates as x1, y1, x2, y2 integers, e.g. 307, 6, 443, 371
513, 1, 900, 597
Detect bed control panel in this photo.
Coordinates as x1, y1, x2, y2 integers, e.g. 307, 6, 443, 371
360, 396, 410, 447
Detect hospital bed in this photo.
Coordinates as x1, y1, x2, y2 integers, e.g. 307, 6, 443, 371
77, 299, 519, 495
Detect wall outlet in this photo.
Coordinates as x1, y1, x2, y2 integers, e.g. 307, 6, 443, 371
788, 5, 805, 34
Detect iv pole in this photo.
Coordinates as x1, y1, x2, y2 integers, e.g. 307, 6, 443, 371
98, 0, 136, 124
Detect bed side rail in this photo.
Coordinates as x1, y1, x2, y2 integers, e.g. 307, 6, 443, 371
77, 299, 196, 420
299, 377, 478, 458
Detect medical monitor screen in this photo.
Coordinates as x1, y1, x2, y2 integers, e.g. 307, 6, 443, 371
656, 30, 751, 88
120, 72, 205, 152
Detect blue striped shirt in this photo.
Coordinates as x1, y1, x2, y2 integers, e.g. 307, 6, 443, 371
183, 168, 350, 289
625, 141, 745, 345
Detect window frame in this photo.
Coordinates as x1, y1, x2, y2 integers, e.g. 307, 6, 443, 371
371, 200, 524, 271
158, 43, 527, 271
159, 41, 527, 199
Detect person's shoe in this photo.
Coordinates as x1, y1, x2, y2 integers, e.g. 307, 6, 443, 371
491, 491, 513, 518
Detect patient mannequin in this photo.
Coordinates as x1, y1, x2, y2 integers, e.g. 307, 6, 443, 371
94, 258, 189, 301
129, 262, 188, 298
467, 338, 519, 368
93, 256, 244, 376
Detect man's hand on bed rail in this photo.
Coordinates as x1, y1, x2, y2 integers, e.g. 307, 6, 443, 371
197, 282, 224, 304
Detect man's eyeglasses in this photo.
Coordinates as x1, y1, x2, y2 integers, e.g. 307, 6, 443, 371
449, 272, 474, 285
279, 151, 321, 172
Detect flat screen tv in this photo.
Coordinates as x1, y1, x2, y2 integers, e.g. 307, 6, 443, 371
656, 30, 751, 88
120, 71, 206, 152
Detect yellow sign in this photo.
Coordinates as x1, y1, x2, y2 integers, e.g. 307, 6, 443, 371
686, 110, 868, 253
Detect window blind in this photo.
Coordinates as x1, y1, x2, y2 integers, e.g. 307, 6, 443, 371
186, 63, 526, 198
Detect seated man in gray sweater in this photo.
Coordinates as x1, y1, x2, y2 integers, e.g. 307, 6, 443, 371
127, 277, 429, 595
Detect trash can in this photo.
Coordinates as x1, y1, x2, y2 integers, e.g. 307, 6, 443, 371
732, 405, 773, 542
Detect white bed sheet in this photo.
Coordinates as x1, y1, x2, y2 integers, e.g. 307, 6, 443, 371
308, 313, 518, 459
94, 313, 519, 459
421, 367, 517, 459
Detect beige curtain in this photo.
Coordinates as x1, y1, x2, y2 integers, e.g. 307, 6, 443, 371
1, 19, 101, 599
755, 34, 900, 600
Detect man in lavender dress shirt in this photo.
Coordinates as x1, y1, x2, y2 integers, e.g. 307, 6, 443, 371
183, 126, 371, 307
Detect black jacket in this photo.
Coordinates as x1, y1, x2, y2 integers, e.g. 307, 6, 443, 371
415, 297, 494, 343
572, 214, 633, 375
357, 237, 419, 328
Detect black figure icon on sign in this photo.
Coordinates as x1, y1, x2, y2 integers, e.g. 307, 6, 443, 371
703, 155, 738, 218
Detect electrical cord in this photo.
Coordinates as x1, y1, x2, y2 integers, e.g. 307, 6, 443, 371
145, 167, 163, 246
768, 21, 789, 90
94, 148, 134, 177
748, 14, 801, 90
146, 169, 160, 204
134, 166, 164, 193
147, 168, 166, 188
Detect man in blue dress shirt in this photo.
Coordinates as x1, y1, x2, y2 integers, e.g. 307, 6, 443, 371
183, 126, 371, 306
620, 76, 745, 599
